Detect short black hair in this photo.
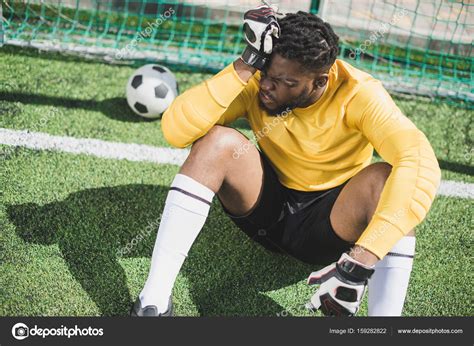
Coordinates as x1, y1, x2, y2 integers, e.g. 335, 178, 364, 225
273, 11, 340, 72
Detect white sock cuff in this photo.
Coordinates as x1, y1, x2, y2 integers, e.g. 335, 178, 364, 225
377, 236, 416, 269
165, 174, 215, 216
171, 174, 215, 202
389, 236, 416, 255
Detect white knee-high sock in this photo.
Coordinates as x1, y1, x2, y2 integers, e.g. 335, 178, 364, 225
139, 173, 214, 313
368, 236, 416, 316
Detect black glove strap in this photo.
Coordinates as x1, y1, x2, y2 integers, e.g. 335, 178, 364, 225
337, 258, 375, 283
241, 45, 267, 70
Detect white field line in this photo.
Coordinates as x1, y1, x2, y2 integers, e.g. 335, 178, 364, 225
0, 128, 189, 166
1, 128, 473, 199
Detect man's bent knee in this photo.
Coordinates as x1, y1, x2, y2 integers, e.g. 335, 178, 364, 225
192, 125, 253, 159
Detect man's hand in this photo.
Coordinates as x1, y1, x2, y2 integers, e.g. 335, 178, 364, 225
240, 4, 280, 70
306, 253, 375, 316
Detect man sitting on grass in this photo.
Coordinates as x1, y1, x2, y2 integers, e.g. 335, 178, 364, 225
131, 6, 441, 317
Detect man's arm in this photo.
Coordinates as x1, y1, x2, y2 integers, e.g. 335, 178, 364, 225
234, 58, 257, 82
306, 83, 440, 317
161, 59, 254, 148
345, 80, 442, 260
162, 3, 280, 148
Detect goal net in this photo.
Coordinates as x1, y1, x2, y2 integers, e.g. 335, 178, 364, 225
2, 0, 472, 106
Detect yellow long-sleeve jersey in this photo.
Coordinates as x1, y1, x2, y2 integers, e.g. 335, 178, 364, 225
161, 59, 441, 259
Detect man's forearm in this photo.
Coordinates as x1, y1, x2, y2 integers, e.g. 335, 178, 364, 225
233, 58, 257, 83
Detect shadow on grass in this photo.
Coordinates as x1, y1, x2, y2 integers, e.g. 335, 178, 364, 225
0, 91, 149, 123
438, 159, 474, 177
0, 45, 219, 74
0, 91, 252, 130
7, 184, 311, 316
374, 152, 473, 177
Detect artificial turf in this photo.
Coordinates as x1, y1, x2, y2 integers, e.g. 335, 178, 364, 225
0, 45, 473, 316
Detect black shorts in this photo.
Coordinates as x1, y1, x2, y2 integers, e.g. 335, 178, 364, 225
218, 150, 354, 265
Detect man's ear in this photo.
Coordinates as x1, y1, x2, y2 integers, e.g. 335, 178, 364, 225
313, 74, 328, 89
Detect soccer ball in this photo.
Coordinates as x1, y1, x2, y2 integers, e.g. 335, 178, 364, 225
126, 64, 179, 119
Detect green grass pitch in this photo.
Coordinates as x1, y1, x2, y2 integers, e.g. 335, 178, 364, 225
0, 46, 472, 316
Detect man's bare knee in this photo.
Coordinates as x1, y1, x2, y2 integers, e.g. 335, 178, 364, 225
179, 125, 255, 193
190, 126, 262, 216
192, 125, 251, 159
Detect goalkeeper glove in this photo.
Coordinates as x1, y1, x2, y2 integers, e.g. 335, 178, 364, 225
306, 252, 375, 316
241, 4, 280, 70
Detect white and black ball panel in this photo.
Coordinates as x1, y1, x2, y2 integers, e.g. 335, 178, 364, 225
152, 65, 166, 73
125, 64, 178, 119
133, 64, 178, 96
154, 83, 169, 99
131, 75, 143, 89
151, 64, 178, 97
134, 102, 148, 114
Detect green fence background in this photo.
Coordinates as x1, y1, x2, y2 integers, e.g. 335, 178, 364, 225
1, 0, 473, 107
